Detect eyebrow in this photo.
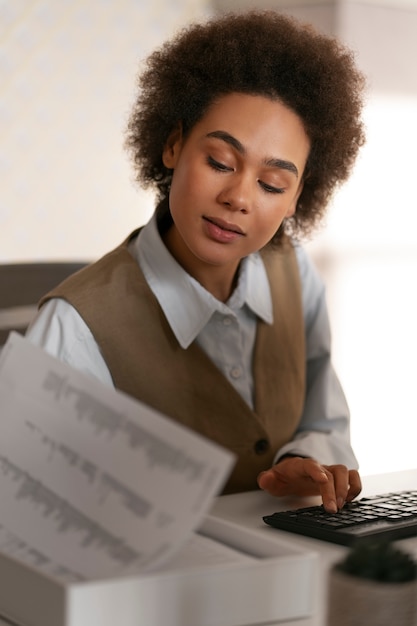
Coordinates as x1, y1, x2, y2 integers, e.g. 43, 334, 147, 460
206, 130, 299, 178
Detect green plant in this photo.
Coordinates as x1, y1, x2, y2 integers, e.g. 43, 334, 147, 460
335, 541, 417, 583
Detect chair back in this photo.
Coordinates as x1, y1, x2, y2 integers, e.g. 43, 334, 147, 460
0, 262, 87, 345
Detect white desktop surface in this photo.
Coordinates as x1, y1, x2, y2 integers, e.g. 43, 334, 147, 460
0, 469, 415, 626
207, 468, 417, 626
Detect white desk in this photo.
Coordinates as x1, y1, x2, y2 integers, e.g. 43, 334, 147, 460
0, 469, 415, 626
207, 468, 417, 626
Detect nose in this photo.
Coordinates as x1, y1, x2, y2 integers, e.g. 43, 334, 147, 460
217, 174, 252, 214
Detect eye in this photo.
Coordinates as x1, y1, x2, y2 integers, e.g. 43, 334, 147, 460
207, 156, 233, 172
259, 180, 285, 194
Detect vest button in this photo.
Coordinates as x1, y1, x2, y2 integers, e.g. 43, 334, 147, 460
254, 438, 269, 455
230, 366, 242, 379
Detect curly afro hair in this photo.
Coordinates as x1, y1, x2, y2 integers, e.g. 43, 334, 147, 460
125, 10, 366, 245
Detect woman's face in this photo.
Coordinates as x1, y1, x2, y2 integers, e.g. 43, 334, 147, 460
162, 92, 310, 292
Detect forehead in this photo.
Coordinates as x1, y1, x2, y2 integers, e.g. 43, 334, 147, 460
191, 92, 310, 167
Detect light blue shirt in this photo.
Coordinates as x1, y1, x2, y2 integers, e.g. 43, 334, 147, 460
137, 217, 272, 408
26, 216, 358, 468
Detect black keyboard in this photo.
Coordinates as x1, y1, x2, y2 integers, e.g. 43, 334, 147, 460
263, 490, 417, 546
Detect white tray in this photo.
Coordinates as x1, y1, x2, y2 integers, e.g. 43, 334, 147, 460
0, 514, 317, 626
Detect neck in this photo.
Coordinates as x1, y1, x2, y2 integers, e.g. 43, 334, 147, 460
162, 227, 239, 303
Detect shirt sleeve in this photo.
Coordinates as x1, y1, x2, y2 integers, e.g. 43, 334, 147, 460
25, 298, 114, 387
274, 245, 359, 469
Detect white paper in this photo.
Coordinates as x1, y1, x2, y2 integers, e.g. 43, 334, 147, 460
0, 333, 235, 583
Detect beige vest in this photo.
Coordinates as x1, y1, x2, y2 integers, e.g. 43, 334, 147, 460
41, 231, 305, 494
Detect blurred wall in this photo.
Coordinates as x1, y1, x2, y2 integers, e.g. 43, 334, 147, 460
315, 2, 417, 477
0, 0, 210, 263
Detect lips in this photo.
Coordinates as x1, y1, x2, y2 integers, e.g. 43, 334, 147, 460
203, 216, 245, 236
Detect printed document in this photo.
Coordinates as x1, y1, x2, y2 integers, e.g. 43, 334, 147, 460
0, 333, 235, 583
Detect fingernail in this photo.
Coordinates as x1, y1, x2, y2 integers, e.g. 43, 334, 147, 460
337, 497, 345, 510
328, 500, 338, 513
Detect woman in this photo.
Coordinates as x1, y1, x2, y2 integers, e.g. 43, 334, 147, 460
27, 10, 366, 511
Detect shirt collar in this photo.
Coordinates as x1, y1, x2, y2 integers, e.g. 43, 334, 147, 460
132, 215, 273, 348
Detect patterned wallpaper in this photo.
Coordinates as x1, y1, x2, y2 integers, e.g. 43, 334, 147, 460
0, 0, 210, 262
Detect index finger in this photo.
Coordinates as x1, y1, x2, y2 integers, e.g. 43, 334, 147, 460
317, 469, 338, 513
297, 461, 339, 513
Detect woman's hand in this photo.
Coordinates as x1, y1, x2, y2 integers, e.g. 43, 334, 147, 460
257, 456, 362, 513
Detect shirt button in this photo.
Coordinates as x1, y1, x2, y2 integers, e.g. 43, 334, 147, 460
223, 316, 232, 326
230, 367, 242, 379
254, 439, 270, 455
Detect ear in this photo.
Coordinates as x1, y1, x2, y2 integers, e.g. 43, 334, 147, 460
285, 180, 304, 218
162, 123, 183, 168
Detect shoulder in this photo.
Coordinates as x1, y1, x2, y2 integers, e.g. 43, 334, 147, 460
293, 243, 327, 328
293, 243, 323, 287
26, 298, 113, 386
41, 230, 143, 306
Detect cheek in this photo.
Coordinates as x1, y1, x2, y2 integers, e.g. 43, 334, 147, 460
261, 204, 290, 234
171, 160, 197, 196
251, 203, 291, 247
168, 168, 189, 211
168, 173, 200, 229
170, 162, 211, 211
